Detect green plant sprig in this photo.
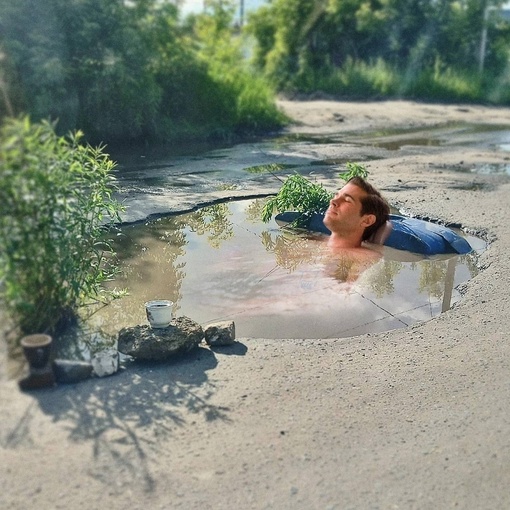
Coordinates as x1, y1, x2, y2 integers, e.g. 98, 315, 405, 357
338, 162, 369, 181
261, 173, 332, 227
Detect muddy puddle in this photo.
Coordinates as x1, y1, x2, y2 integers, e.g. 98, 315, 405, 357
355, 123, 510, 155
86, 199, 485, 342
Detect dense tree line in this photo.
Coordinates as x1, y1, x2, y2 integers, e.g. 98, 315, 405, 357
0, 0, 284, 144
1, 0, 509, 146
246, 0, 510, 102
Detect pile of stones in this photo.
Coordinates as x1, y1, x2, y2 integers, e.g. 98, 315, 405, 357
35, 317, 236, 388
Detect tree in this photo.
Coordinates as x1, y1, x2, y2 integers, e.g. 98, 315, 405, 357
246, 0, 510, 95
0, 0, 166, 141
0, 0, 284, 143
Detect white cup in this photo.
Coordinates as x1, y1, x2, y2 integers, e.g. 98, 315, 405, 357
145, 300, 173, 328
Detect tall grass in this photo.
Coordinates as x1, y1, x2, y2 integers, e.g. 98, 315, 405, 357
292, 58, 398, 97
222, 68, 288, 133
403, 65, 483, 102
289, 58, 510, 105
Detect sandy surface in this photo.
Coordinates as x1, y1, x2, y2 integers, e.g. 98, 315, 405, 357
2, 99, 510, 510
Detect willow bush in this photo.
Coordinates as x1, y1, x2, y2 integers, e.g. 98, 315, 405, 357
0, 117, 123, 336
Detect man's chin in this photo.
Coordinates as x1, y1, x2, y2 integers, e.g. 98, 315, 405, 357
322, 215, 333, 229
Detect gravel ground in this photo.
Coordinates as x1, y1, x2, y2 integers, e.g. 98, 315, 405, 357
1, 99, 510, 510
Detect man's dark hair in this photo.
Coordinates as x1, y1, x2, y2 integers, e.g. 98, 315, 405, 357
348, 176, 390, 241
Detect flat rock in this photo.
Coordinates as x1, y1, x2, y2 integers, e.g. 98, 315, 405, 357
118, 316, 204, 361
52, 359, 93, 384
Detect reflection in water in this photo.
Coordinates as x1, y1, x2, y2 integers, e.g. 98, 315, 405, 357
186, 203, 234, 248
88, 199, 482, 341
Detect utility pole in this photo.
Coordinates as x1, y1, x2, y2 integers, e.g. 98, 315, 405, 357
240, 0, 245, 26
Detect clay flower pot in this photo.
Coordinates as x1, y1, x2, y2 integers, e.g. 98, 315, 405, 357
18, 334, 56, 391
21, 334, 53, 369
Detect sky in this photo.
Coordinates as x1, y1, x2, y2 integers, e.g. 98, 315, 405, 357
180, 0, 267, 17
180, 0, 510, 18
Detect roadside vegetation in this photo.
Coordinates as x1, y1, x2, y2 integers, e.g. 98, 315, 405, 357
0, 0, 286, 146
0, 117, 124, 335
246, 0, 510, 104
1, 0, 509, 146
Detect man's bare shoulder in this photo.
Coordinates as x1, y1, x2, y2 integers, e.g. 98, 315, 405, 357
323, 244, 382, 282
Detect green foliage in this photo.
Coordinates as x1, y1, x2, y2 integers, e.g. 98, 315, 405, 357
0, 0, 285, 145
335, 59, 398, 97
403, 65, 483, 102
2, 0, 508, 142
247, 0, 510, 104
247, 0, 324, 88
261, 173, 333, 226
190, 0, 287, 135
0, 117, 124, 335
485, 66, 510, 105
0, 0, 165, 142
288, 57, 496, 104
338, 162, 370, 182
298, 58, 398, 97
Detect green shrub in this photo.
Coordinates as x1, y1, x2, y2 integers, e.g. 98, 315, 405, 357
291, 58, 399, 98
262, 173, 332, 227
0, 117, 123, 336
225, 68, 288, 133
334, 58, 398, 97
338, 162, 370, 182
288, 57, 499, 105
191, 1, 287, 138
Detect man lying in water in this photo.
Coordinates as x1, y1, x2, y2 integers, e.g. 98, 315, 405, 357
272, 176, 391, 282
321, 176, 390, 281
323, 176, 390, 253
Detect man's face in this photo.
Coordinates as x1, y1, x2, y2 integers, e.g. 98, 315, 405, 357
323, 182, 372, 234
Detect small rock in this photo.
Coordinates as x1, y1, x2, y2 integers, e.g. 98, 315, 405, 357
204, 320, 236, 346
52, 359, 93, 383
91, 348, 119, 377
118, 316, 204, 361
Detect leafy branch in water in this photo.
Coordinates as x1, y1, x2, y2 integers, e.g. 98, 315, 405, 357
261, 163, 369, 226
338, 162, 369, 181
261, 174, 332, 226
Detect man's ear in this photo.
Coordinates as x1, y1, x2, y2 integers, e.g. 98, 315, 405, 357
361, 214, 376, 228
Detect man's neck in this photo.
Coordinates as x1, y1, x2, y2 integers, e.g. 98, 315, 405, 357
327, 232, 364, 250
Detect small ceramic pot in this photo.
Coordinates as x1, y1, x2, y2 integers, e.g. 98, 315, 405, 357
145, 300, 173, 328
19, 334, 56, 390
20, 334, 53, 370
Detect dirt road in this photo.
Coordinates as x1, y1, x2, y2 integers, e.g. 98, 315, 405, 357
1, 99, 510, 510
